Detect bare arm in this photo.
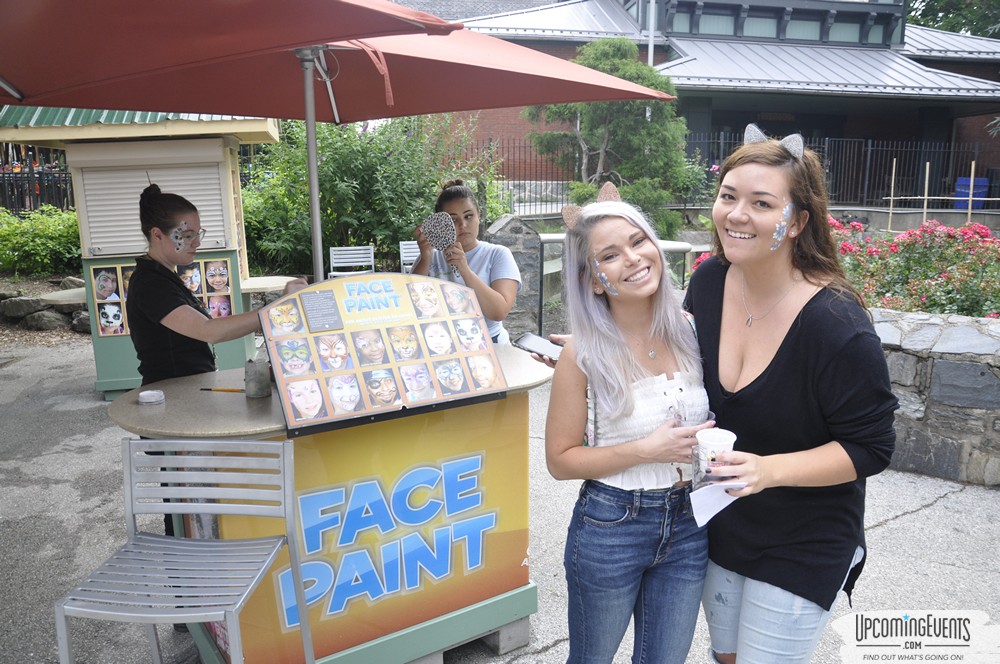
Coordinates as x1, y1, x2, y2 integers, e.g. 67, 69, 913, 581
544, 342, 705, 481
159, 278, 308, 345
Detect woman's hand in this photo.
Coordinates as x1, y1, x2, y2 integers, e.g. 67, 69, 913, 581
531, 333, 570, 368
282, 277, 309, 296
442, 241, 468, 273
710, 442, 858, 497
636, 418, 713, 466
707, 451, 767, 496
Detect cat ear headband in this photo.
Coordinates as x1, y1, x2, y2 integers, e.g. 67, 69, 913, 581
560, 181, 622, 229
744, 123, 803, 159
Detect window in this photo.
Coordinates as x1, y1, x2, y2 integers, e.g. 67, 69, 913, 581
744, 16, 778, 38
787, 18, 821, 40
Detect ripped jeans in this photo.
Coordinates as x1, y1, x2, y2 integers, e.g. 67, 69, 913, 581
701, 560, 841, 663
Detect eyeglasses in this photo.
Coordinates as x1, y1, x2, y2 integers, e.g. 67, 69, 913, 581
173, 228, 207, 243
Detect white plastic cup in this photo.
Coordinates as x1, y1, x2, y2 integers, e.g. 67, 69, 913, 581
695, 427, 737, 473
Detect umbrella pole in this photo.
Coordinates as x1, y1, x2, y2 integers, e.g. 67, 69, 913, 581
299, 48, 325, 283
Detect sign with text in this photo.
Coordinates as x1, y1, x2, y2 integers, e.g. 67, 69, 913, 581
259, 274, 507, 437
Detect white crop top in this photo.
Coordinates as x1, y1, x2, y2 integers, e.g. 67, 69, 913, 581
587, 372, 709, 490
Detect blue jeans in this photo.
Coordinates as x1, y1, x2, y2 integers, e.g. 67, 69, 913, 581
564, 480, 708, 664
702, 560, 839, 663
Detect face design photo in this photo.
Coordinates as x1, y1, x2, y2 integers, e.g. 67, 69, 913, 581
434, 359, 468, 396
287, 379, 326, 421
408, 282, 444, 319
97, 302, 124, 335
177, 263, 202, 295
93, 269, 120, 301
442, 283, 475, 315
121, 267, 135, 299
207, 295, 232, 319
467, 354, 500, 389
277, 338, 315, 377
352, 329, 388, 366
327, 374, 362, 415
454, 318, 487, 351
400, 363, 436, 401
268, 302, 303, 336
316, 334, 353, 371
387, 325, 423, 361
364, 369, 401, 407
204, 261, 230, 293
422, 321, 455, 357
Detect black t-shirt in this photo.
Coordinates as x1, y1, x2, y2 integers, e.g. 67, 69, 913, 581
126, 255, 216, 385
684, 256, 897, 610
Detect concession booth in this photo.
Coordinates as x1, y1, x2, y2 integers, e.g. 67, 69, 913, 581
109, 272, 552, 663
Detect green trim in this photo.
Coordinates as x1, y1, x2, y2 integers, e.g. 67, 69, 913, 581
318, 584, 537, 664
188, 583, 537, 664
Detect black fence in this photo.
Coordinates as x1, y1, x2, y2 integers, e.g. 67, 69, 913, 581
5, 134, 998, 218
0, 170, 74, 215
685, 133, 1000, 211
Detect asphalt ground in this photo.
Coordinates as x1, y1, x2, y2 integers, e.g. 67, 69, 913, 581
2, 339, 998, 663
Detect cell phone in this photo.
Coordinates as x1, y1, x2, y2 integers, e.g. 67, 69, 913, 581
512, 332, 563, 361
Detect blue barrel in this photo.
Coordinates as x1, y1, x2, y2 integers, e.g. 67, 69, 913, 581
954, 177, 988, 210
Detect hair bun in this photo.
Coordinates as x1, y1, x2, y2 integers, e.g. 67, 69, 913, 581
141, 183, 162, 200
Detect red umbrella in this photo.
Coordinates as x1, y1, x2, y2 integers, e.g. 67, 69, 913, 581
0, 0, 458, 107
1, 0, 461, 281
1, 14, 673, 280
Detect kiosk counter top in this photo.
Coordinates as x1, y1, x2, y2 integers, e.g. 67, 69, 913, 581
108, 343, 554, 439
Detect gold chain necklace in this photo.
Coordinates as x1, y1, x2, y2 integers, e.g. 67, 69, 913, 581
740, 271, 796, 328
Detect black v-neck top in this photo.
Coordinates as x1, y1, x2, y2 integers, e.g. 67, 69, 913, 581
684, 256, 897, 610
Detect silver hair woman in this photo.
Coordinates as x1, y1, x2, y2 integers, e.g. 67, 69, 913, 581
546, 199, 715, 664
563, 200, 702, 420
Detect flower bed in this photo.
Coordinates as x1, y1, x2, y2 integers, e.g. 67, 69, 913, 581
830, 218, 1000, 319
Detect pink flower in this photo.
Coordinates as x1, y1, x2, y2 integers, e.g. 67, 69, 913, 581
839, 241, 857, 255
866, 246, 880, 256
849, 221, 864, 233
691, 252, 712, 271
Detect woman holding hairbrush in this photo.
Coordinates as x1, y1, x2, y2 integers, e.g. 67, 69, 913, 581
412, 180, 521, 343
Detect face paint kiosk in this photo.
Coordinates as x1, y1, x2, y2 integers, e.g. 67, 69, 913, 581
56, 122, 279, 398
108, 273, 552, 664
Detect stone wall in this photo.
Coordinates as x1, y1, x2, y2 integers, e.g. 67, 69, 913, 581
873, 309, 1000, 486
486, 214, 541, 337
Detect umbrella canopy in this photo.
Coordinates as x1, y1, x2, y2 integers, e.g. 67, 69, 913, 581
0, 0, 459, 107
1, 14, 674, 281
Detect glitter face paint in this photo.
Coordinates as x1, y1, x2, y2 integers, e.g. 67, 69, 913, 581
771, 201, 793, 251
593, 258, 619, 296
171, 223, 191, 252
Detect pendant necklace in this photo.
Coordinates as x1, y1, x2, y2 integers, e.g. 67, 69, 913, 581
626, 332, 657, 359
740, 271, 796, 328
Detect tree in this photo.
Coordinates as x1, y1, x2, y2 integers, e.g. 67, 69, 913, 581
522, 38, 689, 238
242, 115, 504, 275
907, 0, 1000, 38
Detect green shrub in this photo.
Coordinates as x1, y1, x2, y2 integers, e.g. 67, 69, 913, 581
0, 205, 81, 276
243, 115, 506, 276
830, 217, 1000, 318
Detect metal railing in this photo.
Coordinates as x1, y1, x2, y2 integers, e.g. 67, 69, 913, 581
0, 170, 74, 214
5, 134, 998, 218
536, 233, 692, 335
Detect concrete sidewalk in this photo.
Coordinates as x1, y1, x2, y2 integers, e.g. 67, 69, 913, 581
2, 339, 997, 663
